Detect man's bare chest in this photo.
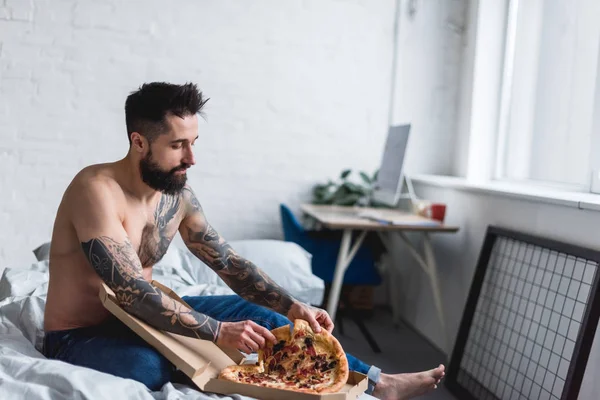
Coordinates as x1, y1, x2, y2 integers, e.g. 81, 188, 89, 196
124, 194, 184, 267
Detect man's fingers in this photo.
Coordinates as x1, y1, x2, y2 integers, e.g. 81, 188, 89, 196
247, 328, 266, 349
314, 310, 334, 332
318, 312, 334, 332
240, 338, 259, 353
308, 315, 322, 333
252, 322, 277, 344
262, 327, 277, 344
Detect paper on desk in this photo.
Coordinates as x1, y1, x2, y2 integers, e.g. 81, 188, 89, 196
367, 217, 441, 226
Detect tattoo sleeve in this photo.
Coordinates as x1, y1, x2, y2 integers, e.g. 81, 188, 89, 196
181, 186, 296, 315
81, 236, 221, 342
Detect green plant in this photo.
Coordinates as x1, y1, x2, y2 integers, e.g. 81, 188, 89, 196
311, 168, 379, 206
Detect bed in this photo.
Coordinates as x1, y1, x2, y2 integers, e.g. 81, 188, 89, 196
0, 240, 332, 400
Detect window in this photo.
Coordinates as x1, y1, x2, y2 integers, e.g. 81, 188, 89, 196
494, 0, 600, 191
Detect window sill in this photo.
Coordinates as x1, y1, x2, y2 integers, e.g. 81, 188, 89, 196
410, 174, 600, 212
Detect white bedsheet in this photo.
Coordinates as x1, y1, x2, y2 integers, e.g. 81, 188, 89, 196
0, 261, 256, 400
0, 243, 376, 400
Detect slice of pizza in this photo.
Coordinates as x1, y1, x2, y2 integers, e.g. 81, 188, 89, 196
219, 319, 349, 394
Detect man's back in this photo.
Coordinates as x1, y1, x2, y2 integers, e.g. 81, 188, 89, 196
44, 162, 182, 332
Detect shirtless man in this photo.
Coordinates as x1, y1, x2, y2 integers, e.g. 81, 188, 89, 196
42, 82, 445, 399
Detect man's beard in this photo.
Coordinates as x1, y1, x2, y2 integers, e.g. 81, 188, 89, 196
139, 150, 189, 195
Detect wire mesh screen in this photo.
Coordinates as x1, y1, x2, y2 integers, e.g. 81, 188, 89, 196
447, 226, 600, 400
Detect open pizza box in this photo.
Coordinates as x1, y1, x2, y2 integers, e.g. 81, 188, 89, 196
99, 281, 368, 400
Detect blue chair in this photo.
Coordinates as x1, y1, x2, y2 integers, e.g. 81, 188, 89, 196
280, 204, 382, 286
280, 204, 382, 352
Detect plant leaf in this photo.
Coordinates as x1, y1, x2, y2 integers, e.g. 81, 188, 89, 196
359, 172, 371, 185
343, 182, 370, 195
372, 169, 379, 182
340, 169, 351, 179
322, 189, 337, 203
334, 193, 363, 206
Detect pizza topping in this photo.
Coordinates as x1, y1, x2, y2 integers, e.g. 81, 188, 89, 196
275, 340, 287, 351
320, 361, 336, 372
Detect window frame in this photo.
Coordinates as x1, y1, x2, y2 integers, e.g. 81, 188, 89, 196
489, 0, 600, 193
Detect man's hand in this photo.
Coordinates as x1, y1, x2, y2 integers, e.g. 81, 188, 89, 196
287, 302, 334, 333
216, 320, 277, 353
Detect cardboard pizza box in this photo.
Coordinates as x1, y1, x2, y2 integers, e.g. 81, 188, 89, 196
99, 281, 368, 400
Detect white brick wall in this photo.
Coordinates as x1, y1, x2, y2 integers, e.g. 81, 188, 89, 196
0, 0, 398, 268
0, 0, 466, 273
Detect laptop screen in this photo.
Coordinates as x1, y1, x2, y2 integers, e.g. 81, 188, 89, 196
372, 124, 411, 207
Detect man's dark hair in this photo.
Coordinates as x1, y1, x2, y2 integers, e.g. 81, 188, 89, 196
125, 82, 209, 145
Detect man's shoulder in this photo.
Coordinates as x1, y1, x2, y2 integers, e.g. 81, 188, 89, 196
180, 184, 202, 211
67, 164, 123, 206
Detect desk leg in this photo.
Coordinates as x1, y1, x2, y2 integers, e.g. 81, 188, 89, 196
326, 229, 367, 321
422, 233, 447, 352
396, 232, 447, 352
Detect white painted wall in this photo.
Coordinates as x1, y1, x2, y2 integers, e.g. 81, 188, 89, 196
391, 0, 467, 176
0, 0, 402, 269
392, 181, 600, 397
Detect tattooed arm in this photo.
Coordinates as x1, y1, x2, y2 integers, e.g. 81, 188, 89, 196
178, 185, 297, 315
179, 186, 334, 333
71, 180, 220, 342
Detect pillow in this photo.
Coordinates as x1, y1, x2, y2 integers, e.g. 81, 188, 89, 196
33, 239, 324, 305
156, 240, 324, 306
32, 243, 51, 262
231, 240, 323, 306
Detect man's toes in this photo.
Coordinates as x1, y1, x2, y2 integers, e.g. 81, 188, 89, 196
423, 376, 437, 386
433, 365, 445, 378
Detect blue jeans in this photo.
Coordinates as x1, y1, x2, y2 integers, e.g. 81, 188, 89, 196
43, 295, 381, 392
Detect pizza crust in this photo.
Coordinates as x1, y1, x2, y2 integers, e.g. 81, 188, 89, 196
272, 325, 292, 342
219, 362, 264, 382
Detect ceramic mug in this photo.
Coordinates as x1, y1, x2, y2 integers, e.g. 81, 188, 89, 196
413, 201, 446, 223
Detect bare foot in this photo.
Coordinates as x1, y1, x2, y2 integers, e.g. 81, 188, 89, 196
372, 364, 445, 400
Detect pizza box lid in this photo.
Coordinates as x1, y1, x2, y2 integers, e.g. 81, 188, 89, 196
99, 281, 368, 400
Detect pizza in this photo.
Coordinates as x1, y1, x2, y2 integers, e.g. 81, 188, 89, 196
218, 319, 349, 393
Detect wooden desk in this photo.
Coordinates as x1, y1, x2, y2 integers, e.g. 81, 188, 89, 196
301, 204, 459, 350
